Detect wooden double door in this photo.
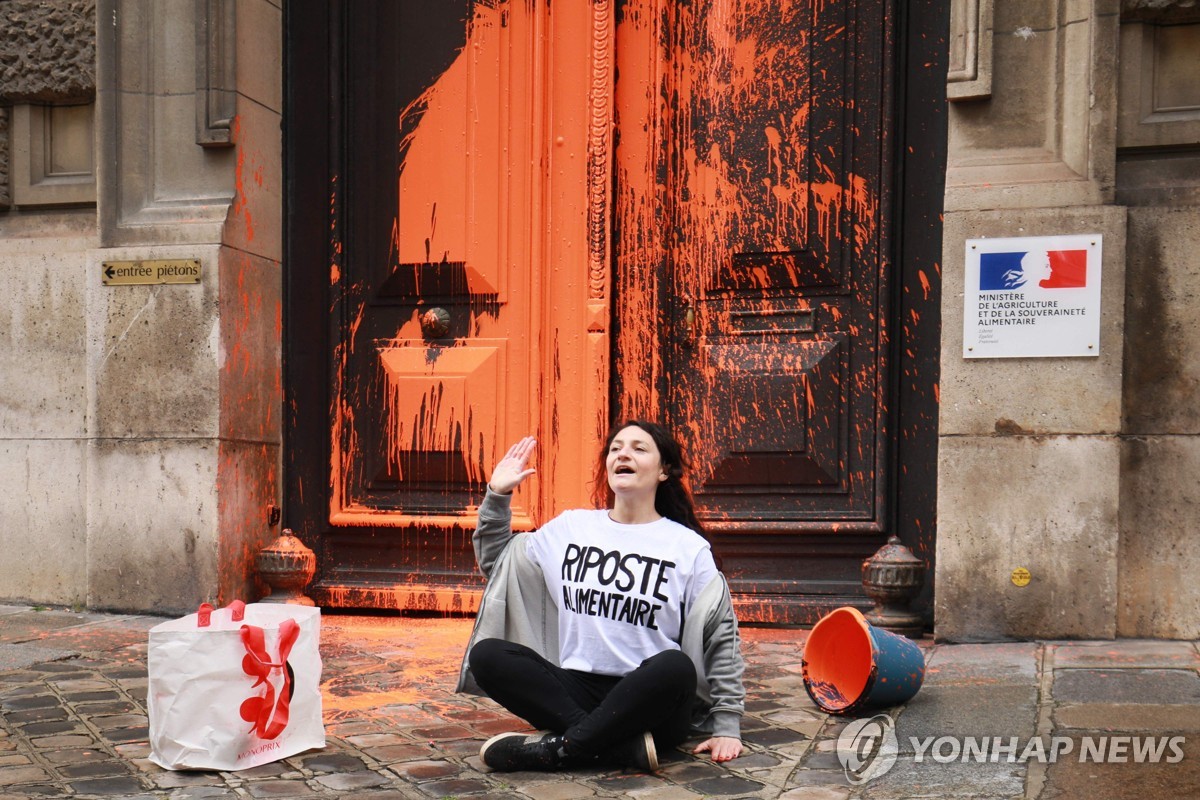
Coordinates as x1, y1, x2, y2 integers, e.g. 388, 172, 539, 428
284, 0, 943, 623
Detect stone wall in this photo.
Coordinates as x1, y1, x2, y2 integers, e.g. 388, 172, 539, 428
0, 0, 95, 208
0, 0, 95, 102
0, 0, 282, 614
937, 0, 1200, 639
0, 213, 94, 606
0, 1, 98, 607
1108, 2, 1200, 639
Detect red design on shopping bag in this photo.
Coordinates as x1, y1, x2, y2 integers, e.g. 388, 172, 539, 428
238, 620, 300, 740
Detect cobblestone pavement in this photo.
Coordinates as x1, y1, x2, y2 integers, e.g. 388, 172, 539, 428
1, 605, 1198, 799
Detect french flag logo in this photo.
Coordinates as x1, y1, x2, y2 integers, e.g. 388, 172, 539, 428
979, 250, 1087, 291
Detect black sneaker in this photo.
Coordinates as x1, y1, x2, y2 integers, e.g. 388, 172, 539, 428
480, 731, 570, 771
610, 731, 658, 772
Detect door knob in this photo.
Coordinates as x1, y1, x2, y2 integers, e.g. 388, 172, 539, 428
420, 307, 451, 338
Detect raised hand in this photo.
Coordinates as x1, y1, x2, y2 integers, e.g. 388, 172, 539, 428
488, 436, 537, 495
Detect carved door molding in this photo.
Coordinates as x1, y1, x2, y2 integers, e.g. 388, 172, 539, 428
611, 0, 933, 624
285, 0, 615, 610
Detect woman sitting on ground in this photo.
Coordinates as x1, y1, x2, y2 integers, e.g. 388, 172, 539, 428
456, 421, 745, 772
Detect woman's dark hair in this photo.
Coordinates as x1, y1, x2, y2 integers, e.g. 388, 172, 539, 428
592, 420, 710, 545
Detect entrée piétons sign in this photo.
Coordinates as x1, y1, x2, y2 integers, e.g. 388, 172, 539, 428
102, 259, 202, 286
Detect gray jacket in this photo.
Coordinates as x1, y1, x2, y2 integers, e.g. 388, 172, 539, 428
456, 489, 745, 739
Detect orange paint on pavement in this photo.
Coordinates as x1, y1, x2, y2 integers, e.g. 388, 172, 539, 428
319, 617, 474, 717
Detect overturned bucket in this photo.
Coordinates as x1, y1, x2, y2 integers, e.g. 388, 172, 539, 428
801, 606, 925, 714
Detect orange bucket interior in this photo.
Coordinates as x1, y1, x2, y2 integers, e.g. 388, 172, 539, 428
803, 607, 875, 712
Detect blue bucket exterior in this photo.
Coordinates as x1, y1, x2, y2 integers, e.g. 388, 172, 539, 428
861, 625, 925, 709
801, 606, 926, 714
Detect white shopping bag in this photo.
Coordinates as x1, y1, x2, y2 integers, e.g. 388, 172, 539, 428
147, 601, 325, 770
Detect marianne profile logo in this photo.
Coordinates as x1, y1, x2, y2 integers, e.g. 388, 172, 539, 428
978, 249, 1088, 292
836, 714, 898, 785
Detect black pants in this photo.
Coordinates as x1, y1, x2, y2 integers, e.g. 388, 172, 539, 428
468, 637, 698, 757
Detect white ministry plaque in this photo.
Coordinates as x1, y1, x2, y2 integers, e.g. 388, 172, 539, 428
963, 234, 1102, 359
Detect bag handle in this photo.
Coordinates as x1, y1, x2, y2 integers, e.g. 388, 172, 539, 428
239, 619, 299, 669
195, 599, 246, 627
